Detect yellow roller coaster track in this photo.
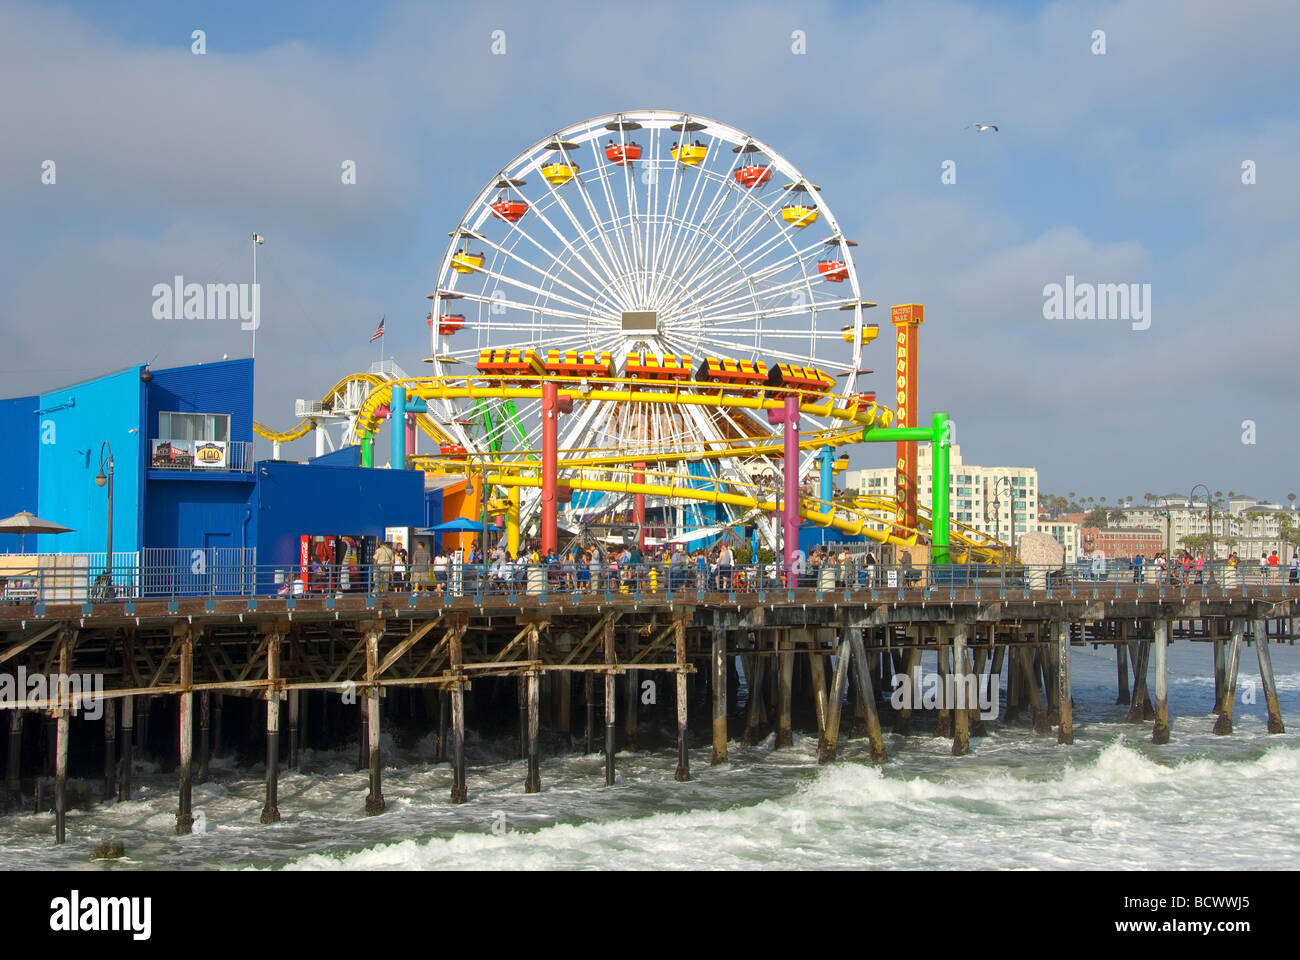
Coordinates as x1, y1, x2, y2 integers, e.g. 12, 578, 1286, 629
253, 372, 1009, 562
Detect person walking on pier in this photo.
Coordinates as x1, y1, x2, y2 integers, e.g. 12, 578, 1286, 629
1268, 550, 1280, 582
1260, 552, 1270, 584
716, 542, 734, 591
372, 540, 395, 594
1132, 553, 1145, 583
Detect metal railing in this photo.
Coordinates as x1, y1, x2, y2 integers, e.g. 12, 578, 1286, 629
2, 557, 1297, 606
149, 439, 255, 473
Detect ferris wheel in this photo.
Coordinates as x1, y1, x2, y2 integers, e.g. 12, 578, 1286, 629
427, 109, 875, 546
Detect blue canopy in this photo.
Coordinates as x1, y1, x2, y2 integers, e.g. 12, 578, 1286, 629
426, 517, 486, 532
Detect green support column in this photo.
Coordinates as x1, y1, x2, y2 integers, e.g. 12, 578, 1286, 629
359, 430, 374, 467
930, 412, 950, 565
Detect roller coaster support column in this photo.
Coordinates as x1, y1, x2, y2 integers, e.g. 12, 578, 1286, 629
768, 395, 801, 575
634, 463, 647, 549
508, 485, 521, 558
389, 387, 427, 470
818, 446, 835, 505
930, 412, 951, 566
541, 382, 559, 556
360, 430, 373, 468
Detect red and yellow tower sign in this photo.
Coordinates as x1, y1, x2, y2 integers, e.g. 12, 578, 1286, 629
891, 303, 924, 533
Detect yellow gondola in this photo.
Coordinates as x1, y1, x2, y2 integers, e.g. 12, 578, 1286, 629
451, 252, 485, 274
542, 162, 579, 185
781, 205, 819, 227
671, 143, 708, 166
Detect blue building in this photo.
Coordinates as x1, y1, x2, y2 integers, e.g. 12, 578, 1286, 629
2, 359, 425, 590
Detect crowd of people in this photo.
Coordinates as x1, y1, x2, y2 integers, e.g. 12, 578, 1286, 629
1129, 549, 1298, 585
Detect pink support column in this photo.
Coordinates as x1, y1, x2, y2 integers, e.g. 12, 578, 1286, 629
541, 381, 558, 556
767, 395, 801, 576
405, 414, 417, 457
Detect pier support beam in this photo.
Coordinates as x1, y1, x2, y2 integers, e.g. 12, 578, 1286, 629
1115, 642, 1130, 705
364, 624, 385, 814
176, 629, 195, 834
288, 690, 300, 771
118, 694, 133, 802
212, 693, 224, 759
818, 636, 852, 763
711, 632, 727, 765
603, 617, 616, 786
525, 625, 541, 793
54, 630, 71, 844
1213, 620, 1243, 736
197, 692, 210, 783
1016, 646, 1051, 736
776, 633, 794, 748
450, 624, 467, 803
894, 646, 920, 735
1254, 618, 1286, 734
742, 653, 766, 746
102, 701, 115, 801
674, 616, 690, 782
934, 636, 953, 739
554, 671, 571, 741
1152, 620, 1170, 744
583, 673, 595, 755
1125, 639, 1153, 723
624, 669, 639, 753
1056, 622, 1074, 745
260, 630, 282, 824
808, 641, 829, 740
5, 710, 22, 805
848, 631, 887, 763
1002, 641, 1021, 723
952, 626, 970, 756
970, 644, 988, 739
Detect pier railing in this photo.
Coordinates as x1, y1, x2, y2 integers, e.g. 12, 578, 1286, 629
1, 556, 1296, 607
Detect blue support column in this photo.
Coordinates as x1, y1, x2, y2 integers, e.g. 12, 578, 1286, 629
818, 446, 835, 504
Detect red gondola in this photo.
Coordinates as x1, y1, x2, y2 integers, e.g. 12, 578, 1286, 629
818, 259, 849, 282
605, 141, 643, 165
734, 164, 772, 188
490, 199, 528, 222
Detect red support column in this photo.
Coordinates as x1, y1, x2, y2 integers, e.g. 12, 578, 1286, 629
634, 462, 646, 549
890, 303, 924, 536
767, 395, 801, 576
541, 381, 558, 556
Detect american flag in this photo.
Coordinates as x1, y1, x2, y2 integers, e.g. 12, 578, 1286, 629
369, 316, 385, 343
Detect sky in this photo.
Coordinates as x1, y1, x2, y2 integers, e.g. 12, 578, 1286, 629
1, 0, 1297, 503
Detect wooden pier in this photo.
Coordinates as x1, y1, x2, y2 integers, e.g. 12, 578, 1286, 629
1, 578, 1294, 844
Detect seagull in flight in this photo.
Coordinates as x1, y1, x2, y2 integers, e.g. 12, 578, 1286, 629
969, 122, 999, 132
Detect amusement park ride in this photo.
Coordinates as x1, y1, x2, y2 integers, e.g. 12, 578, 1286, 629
253, 111, 1008, 570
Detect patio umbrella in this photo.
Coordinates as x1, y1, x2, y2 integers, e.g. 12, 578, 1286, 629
426, 517, 485, 532
0, 510, 73, 552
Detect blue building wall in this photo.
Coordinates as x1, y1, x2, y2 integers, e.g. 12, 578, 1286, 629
35, 366, 146, 554
144, 358, 253, 444
255, 461, 424, 567
144, 477, 257, 552
0, 396, 39, 552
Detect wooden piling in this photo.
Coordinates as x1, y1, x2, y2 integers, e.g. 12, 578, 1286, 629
583, 672, 595, 755
818, 636, 852, 762
358, 699, 369, 771
526, 625, 541, 793
54, 632, 70, 844
118, 694, 133, 802
437, 690, 449, 763
711, 632, 727, 765
742, 653, 766, 746
674, 615, 690, 782
1115, 641, 1130, 705
212, 693, 223, 759
450, 624, 467, 803
1003, 643, 1021, 723
260, 631, 282, 824
288, 690, 300, 771
776, 633, 794, 748
102, 700, 115, 801
1016, 646, 1051, 735
196, 692, 209, 783
935, 638, 953, 739
847, 632, 887, 763
1125, 639, 1151, 723
1056, 622, 1073, 745
951, 625, 970, 756
624, 669, 639, 753
1043, 635, 1061, 725
808, 643, 829, 740
554, 671, 572, 741
893, 646, 920, 735
1213, 620, 1243, 736
1152, 620, 1170, 744
176, 630, 194, 834
516, 677, 527, 760
970, 644, 988, 739
364, 627, 385, 814
1253, 618, 1286, 734
5, 710, 21, 803
603, 616, 616, 787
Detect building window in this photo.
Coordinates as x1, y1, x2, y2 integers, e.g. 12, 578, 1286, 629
159, 411, 230, 443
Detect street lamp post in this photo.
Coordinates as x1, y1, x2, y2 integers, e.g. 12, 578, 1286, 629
94, 442, 114, 596
989, 476, 1015, 566
1189, 483, 1213, 561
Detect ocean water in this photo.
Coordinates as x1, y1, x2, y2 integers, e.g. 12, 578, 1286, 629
2, 640, 1297, 870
